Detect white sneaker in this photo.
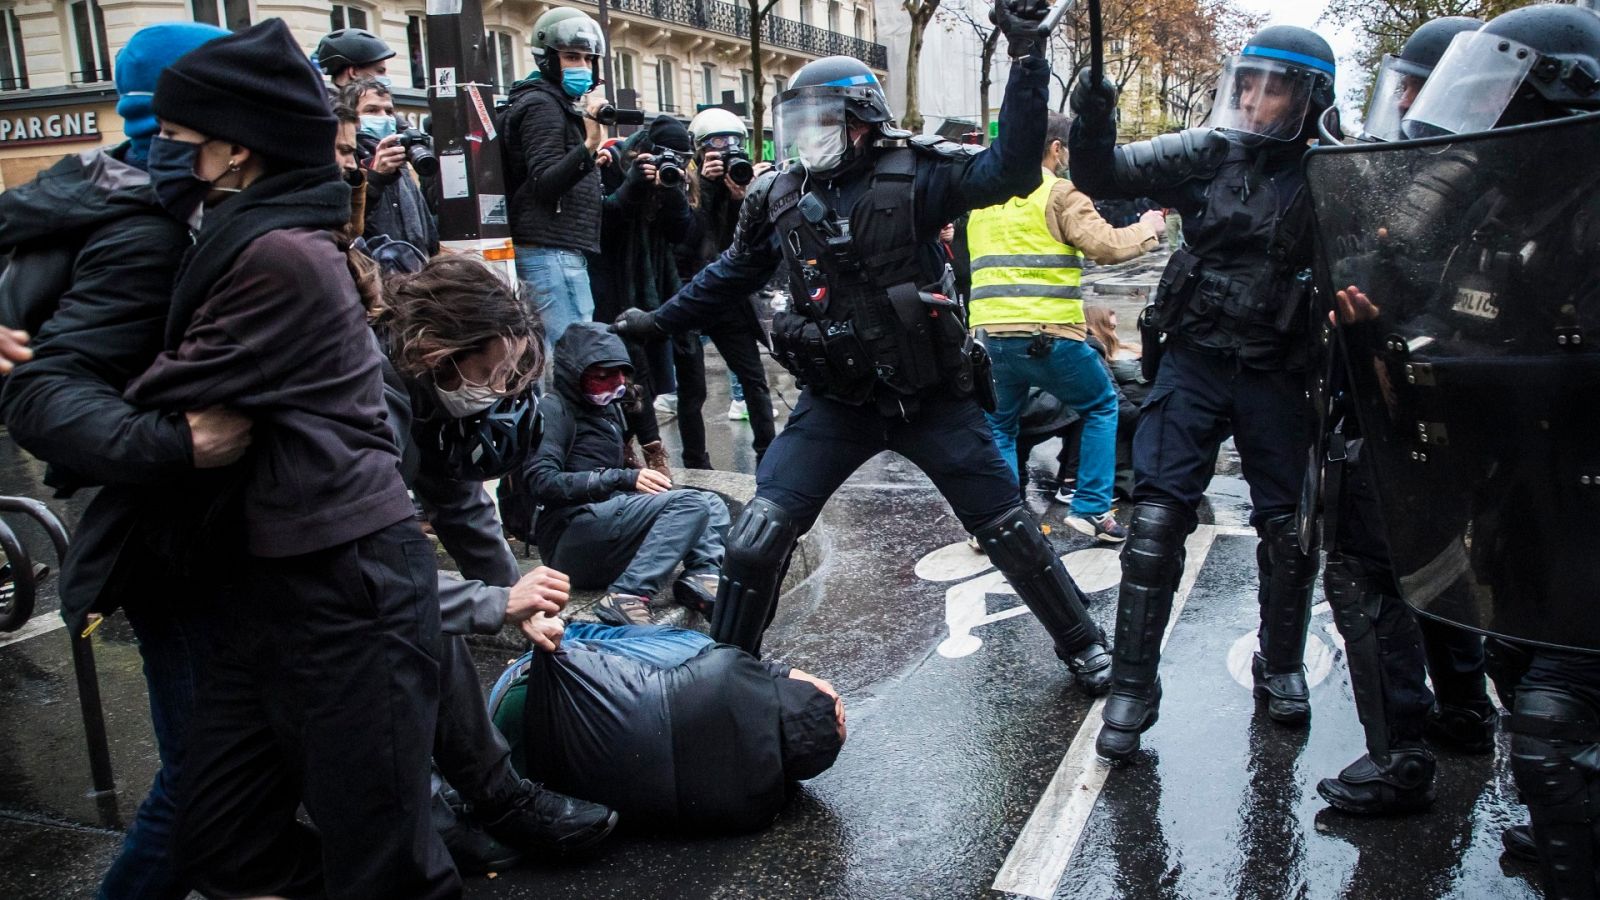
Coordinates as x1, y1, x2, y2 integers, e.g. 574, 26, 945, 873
654, 393, 678, 417
727, 399, 748, 420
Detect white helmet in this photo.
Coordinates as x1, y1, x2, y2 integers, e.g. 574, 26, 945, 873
688, 107, 748, 144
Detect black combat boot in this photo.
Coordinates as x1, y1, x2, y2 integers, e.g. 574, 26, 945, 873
474, 779, 618, 857
1316, 748, 1437, 815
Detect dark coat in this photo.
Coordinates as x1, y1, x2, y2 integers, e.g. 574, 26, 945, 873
357, 131, 439, 255
525, 322, 636, 554
590, 134, 696, 324
502, 76, 601, 253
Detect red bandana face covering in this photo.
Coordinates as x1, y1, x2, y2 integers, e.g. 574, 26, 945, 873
580, 367, 627, 406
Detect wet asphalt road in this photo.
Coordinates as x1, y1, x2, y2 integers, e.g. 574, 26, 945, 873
0, 271, 1546, 898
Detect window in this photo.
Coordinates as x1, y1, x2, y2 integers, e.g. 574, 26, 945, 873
854, 8, 865, 39
407, 15, 428, 89
69, 0, 112, 84
487, 30, 516, 90
614, 50, 637, 91
191, 0, 251, 30
330, 4, 368, 32
700, 62, 716, 107
798, 0, 810, 27
773, 75, 788, 97
657, 58, 676, 111
828, 1, 840, 33
740, 69, 752, 106
0, 9, 26, 91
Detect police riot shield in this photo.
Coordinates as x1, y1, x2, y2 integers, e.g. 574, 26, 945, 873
1303, 110, 1600, 652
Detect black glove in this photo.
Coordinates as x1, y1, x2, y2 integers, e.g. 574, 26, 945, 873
612, 307, 661, 339
1070, 69, 1118, 123
993, 0, 1050, 59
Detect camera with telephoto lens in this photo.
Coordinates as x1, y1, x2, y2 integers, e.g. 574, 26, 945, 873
397, 128, 437, 176
653, 149, 686, 187
723, 149, 754, 186
594, 103, 646, 127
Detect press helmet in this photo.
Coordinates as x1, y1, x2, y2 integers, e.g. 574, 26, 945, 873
315, 28, 394, 79
416, 390, 543, 482
689, 107, 749, 144
532, 7, 605, 81
1207, 25, 1337, 143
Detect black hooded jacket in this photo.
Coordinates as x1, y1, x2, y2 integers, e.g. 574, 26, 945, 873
502, 75, 602, 253
524, 322, 636, 554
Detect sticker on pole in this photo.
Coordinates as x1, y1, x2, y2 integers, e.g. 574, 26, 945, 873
465, 85, 497, 141
435, 67, 457, 98
479, 194, 507, 226
440, 151, 469, 200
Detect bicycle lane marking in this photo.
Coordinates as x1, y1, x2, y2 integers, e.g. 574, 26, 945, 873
0, 612, 65, 651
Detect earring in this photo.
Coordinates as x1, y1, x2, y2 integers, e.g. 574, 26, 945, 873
228, 161, 241, 172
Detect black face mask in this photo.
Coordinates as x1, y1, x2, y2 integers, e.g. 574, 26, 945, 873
147, 136, 229, 224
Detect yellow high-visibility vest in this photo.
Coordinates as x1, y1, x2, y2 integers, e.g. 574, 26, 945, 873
966, 173, 1085, 328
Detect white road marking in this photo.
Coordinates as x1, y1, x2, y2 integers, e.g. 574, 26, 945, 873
0, 612, 65, 651
992, 524, 1250, 899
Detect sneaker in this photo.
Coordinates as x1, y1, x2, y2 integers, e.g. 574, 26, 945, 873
593, 592, 654, 626
727, 399, 749, 420
441, 816, 525, 875
1054, 481, 1077, 505
1065, 510, 1127, 543
672, 571, 718, 616
966, 535, 985, 554
475, 778, 618, 857
654, 393, 678, 417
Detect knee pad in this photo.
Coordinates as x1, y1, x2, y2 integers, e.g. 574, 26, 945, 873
1122, 503, 1192, 590
1261, 513, 1317, 586
1486, 638, 1536, 709
723, 497, 798, 571
1324, 557, 1380, 642
973, 506, 1054, 574
712, 497, 800, 654
973, 506, 1101, 654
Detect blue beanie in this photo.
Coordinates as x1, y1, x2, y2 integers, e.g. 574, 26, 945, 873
115, 22, 229, 167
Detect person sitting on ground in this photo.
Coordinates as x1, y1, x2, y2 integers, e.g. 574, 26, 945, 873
515, 321, 729, 626
488, 621, 846, 832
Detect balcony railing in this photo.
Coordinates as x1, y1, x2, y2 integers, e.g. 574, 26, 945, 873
609, 0, 888, 69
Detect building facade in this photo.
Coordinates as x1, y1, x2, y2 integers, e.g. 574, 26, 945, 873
0, 0, 887, 189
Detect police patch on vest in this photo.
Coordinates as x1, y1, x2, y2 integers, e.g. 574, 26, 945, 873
1450, 287, 1500, 320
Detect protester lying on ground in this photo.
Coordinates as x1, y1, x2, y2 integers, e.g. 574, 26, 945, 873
509, 322, 729, 627
377, 254, 620, 873
488, 622, 846, 832
121, 20, 455, 897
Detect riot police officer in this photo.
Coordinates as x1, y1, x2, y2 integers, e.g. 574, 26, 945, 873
1067, 26, 1338, 760
1305, 5, 1600, 891
614, 1, 1115, 695
1312, 16, 1494, 819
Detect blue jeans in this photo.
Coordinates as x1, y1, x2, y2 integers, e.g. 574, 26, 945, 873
986, 335, 1119, 516
487, 624, 713, 713
99, 601, 214, 900
515, 247, 594, 348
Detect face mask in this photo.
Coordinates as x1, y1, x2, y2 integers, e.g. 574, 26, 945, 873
795, 126, 847, 173
562, 67, 594, 98
435, 382, 500, 418
579, 368, 626, 405
584, 384, 626, 406
373, 75, 393, 88
148, 135, 235, 227
359, 115, 397, 141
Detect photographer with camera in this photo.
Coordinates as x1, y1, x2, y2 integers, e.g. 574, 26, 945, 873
590, 115, 698, 474
341, 77, 438, 257
664, 107, 777, 468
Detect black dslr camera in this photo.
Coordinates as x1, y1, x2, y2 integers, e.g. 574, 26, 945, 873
397, 128, 437, 176
653, 149, 686, 187
724, 149, 755, 186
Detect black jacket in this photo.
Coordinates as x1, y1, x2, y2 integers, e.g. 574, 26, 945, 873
357, 131, 439, 255
524, 322, 637, 554
0, 146, 197, 627
502, 76, 601, 253
591, 134, 696, 323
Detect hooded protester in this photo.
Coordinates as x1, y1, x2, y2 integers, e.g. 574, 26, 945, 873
512, 322, 728, 628
0, 21, 244, 900
119, 19, 453, 898
487, 622, 846, 832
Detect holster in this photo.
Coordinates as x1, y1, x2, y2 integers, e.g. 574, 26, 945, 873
1142, 248, 1203, 380
968, 330, 997, 413
1138, 304, 1165, 382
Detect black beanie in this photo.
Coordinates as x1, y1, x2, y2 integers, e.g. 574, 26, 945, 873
647, 115, 693, 153
153, 18, 335, 169
776, 676, 844, 782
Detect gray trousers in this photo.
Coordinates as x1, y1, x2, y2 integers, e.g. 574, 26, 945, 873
550, 489, 730, 597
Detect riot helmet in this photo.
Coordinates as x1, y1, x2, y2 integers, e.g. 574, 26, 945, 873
532, 8, 605, 82
1204, 26, 1336, 143
1361, 17, 1482, 142
774, 56, 898, 174
1403, 5, 1600, 138
316, 28, 394, 81
416, 389, 543, 482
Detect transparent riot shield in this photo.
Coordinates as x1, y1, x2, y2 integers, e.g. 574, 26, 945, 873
1304, 110, 1600, 652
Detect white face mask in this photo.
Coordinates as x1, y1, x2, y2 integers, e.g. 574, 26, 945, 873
584, 384, 627, 406
435, 383, 499, 418
795, 126, 847, 173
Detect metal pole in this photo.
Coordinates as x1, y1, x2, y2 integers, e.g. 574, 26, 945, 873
425, 0, 517, 281
597, 0, 616, 105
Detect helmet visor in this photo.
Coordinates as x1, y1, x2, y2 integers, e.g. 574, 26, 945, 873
1401, 32, 1537, 139
1204, 55, 1318, 141
1361, 54, 1430, 142
774, 88, 849, 172
545, 17, 605, 57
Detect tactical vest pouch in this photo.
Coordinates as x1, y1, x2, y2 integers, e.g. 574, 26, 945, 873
884, 283, 945, 392
1151, 248, 1202, 332
770, 310, 876, 404
1274, 269, 1313, 335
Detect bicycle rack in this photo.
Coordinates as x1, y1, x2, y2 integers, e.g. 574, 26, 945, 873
0, 513, 36, 633
0, 496, 118, 823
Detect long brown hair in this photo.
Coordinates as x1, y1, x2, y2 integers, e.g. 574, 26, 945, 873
381, 255, 546, 392
1084, 304, 1121, 359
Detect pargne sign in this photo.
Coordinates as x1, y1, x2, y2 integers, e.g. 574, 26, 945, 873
0, 110, 101, 146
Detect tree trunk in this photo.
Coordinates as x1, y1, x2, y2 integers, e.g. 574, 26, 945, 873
748, 0, 771, 160
978, 28, 999, 143
902, 2, 939, 134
